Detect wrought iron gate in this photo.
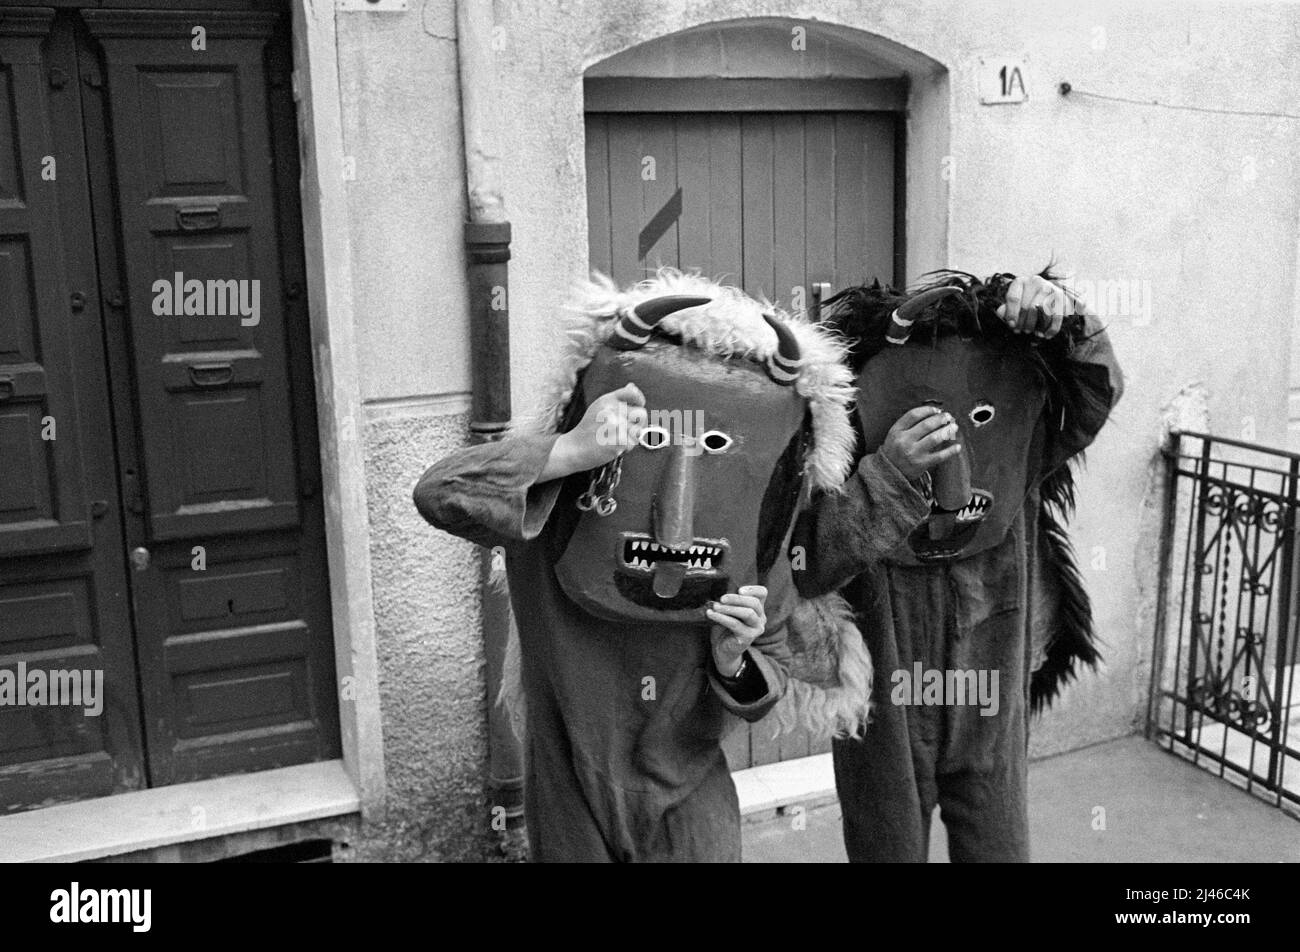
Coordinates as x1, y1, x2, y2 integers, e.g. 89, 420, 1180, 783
1148, 431, 1299, 813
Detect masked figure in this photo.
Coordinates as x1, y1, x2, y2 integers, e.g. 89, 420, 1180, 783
793, 270, 1123, 862
414, 271, 878, 862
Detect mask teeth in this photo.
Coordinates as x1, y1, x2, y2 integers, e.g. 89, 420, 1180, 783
626, 537, 722, 569
955, 495, 991, 522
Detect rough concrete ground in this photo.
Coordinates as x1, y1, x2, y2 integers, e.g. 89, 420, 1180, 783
742, 735, 1300, 863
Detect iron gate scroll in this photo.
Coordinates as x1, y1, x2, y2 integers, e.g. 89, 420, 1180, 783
1149, 431, 1300, 813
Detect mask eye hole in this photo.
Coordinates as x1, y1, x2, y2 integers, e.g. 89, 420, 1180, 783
638, 425, 671, 450
700, 430, 733, 453
969, 403, 995, 427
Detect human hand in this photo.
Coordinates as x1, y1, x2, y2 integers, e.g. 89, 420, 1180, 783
997, 274, 1085, 338
540, 383, 647, 481
707, 585, 767, 677
879, 405, 962, 480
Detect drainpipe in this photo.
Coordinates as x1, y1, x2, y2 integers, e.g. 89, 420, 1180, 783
456, 0, 524, 846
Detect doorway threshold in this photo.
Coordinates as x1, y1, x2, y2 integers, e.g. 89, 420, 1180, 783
0, 760, 359, 863
733, 753, 837, 817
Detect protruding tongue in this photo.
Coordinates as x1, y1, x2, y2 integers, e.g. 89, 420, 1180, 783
653, 559, 688, 598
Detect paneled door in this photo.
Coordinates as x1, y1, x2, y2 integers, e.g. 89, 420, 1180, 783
585, 100, 902, 770
0, 5, 146, 811
0, 4, 339, 813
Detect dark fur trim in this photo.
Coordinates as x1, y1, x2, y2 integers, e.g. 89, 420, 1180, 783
756, 413, 812, 576
1030, 460, 1102, 712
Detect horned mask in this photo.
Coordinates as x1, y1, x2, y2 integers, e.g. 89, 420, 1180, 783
508, 270, 873, 738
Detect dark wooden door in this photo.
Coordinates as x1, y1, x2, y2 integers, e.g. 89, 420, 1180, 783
82, 8, 338, 786
0, 5, 338, 813
585, 108, 900, 770
0, 6, 146, 810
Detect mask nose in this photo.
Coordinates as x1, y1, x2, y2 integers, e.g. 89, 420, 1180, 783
652, 440, 696, 598
929, 428, 973, 541
932, 432, 972, 510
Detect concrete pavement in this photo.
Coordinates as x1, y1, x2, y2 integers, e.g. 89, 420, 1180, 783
742, 735, 1300, 862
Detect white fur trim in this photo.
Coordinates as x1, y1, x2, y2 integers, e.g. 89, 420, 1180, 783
513, 269, 857, 494
496, 607, 527, 742
772, 592, 874, 741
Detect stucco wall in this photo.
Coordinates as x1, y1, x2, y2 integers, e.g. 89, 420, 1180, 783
338, 2, 470, 404
334, 2, 496, 861
355, 408, 488, 861
328, 0, 1300, 858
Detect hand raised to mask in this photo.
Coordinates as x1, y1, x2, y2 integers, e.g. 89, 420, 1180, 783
540, 383, 648, 482
997, 274, 1090, 339
879, 405, 963, 480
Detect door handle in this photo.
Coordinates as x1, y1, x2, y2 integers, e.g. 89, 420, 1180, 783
188, 362, 234, 387
176, 205, 221, 231
130, 546, 150, 572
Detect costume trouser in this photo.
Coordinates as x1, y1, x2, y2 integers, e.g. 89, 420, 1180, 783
832, 557, 1030, 862
523, 675, 742, 863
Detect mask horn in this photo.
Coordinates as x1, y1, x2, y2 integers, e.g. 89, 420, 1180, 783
886, 285, 965, 345
607, 294, 711, 350
762, 312, 802, 386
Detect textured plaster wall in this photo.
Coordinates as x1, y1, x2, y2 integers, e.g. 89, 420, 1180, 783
334, 2, 495, 861
337, 2, 471, 403
355, 408, 490, 861
328, 0, 1299, 859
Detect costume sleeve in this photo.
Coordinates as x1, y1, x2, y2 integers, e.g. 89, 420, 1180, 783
1044, 312, 1125, 473
708, 654, 768, 705
706, 538, 796, 721
789, 449, 932, 598
412, 433, 564, 551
